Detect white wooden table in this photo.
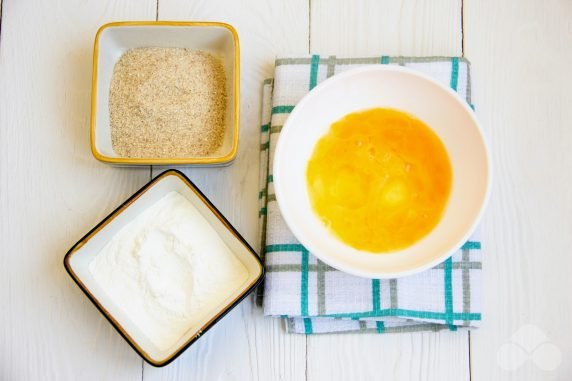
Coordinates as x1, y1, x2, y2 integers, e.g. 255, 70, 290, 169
1, 0, 571, 379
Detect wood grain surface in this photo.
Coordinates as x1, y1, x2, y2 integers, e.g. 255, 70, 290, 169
465, 0, 572, 379
310, 0, 462, 56
146, 0, 309, 380
0, 0, 154, 380
1, 0, 571, 379
307, 1, 469, 380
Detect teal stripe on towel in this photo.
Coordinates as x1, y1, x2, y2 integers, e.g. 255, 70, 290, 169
301, 249, 310, 316
372, 279, 381, 312
309, 55, 321, 90
444, 257, 454, 325
266, 244, 305, 253
304, 318, 313, 334
461, 241, 481, 250
272, 105, 295, 114
324, 309, 480, 321
267, 242, 480, 253
450, 57, 459, 91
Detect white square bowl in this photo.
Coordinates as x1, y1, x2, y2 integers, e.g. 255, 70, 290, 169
64, 170, 264, 366
90, 21, 240, 166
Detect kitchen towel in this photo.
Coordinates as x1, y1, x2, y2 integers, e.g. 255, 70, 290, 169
258, 55, 482, 334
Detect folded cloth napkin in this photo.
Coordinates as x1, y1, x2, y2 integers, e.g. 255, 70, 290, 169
258, 55, 482, 334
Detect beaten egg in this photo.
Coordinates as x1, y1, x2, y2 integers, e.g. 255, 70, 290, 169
306, 108, 452, 253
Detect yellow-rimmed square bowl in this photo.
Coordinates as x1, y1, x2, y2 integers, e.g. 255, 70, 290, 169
90, 21, 240, 166
64, 170, 264, 367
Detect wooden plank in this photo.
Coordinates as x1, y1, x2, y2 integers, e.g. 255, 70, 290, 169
145, 0, 309, 379
310, 0, 462, 56
464, 0, 572, 379
307, 1, 469, 380
0, 0, 155, 380
308, 331, 469, 380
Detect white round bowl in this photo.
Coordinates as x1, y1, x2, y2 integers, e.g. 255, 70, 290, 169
273, 66, 491, 279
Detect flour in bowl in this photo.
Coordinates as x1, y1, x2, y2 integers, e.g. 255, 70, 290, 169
89, 191, 248, 351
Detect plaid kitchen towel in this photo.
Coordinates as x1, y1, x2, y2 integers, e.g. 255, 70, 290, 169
258, 55, 482, 334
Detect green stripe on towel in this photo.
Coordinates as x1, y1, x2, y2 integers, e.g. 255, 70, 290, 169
444, 257, 454, 325
301, 249, 310, 316
450, 57, 459, 91
272, 105, 295, 114
267, 241, 481, 253
324, 309, 481, 321
309, 54, 321, 90
371, 279, 381, 312
266, 243, 305, 252
461, 241, 481, 250
304, 318, 313, 334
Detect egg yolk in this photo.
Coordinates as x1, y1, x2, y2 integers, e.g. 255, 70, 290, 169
306, 108, 452, 253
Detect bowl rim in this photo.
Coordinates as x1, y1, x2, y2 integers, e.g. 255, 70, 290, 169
90, 21, 240, 165
273, 65, 492, 279
63, 169, 264, 366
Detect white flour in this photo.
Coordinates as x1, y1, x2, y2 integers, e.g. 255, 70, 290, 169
89, 191, 248, 351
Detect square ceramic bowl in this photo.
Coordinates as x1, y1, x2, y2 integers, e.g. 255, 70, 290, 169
64, 170, 263, 367
90, 21, 239, 166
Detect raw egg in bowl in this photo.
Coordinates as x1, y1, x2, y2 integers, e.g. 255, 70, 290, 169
273, 66, 491, 279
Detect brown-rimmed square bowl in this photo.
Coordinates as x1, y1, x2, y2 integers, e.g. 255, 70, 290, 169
90, 21, 240, 166
64, 170, 263, 366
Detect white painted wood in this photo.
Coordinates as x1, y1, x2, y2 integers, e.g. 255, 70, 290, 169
145, 0, 309, 379
6, 0, 571, 379
310, 0, 462, 56
307, 1, 470, 380
465, 0, 572, 379
307, 331, 469, 381
0, 0, 156, 380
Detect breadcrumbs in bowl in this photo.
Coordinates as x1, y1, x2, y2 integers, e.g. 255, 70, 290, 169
110, 48, 227, 158
90, 21, 240, 166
